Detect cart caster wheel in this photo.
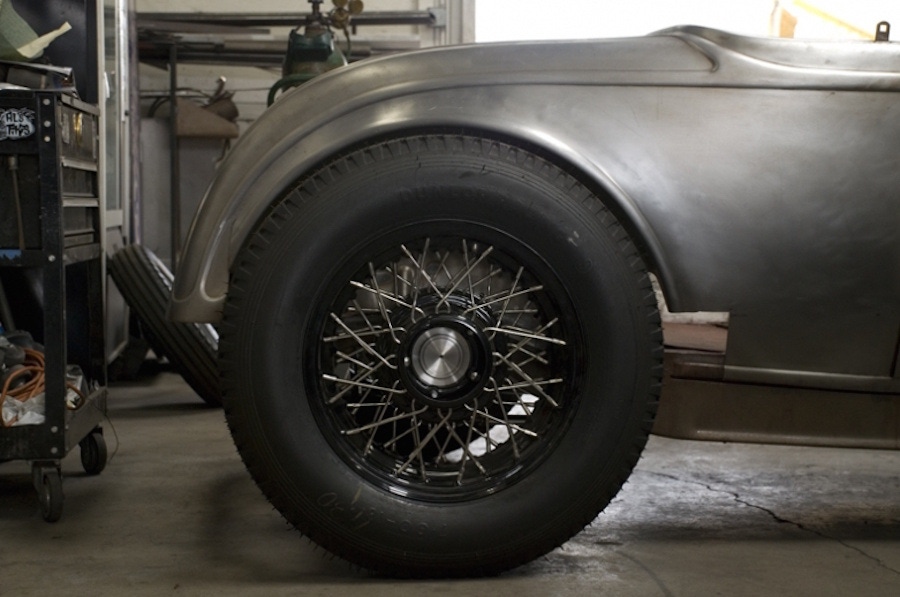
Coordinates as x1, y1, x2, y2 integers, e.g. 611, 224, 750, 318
79, 431, 107, 475
35, 467, 63, 523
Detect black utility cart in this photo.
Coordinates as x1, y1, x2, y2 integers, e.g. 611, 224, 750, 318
0, 90, 108, 522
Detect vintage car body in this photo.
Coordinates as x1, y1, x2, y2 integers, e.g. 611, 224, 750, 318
171, 25, 900, 394
167, 26, 900, 576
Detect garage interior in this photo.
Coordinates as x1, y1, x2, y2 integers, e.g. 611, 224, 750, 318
1, 1, 899, 594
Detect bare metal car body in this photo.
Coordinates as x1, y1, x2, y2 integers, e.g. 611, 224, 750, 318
165, 26, 900, 575
171, 25, 900, 398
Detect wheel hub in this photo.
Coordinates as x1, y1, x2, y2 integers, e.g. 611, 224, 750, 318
399, 314, 492, 410
409, 326, 471, 389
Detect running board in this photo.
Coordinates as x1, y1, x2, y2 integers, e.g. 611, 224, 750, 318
654, 323, 900, 450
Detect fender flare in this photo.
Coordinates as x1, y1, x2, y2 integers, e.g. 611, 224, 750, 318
169, 86, 673, 323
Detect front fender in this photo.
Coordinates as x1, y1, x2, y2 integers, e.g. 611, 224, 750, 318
168, 30, 731, 323
168, 84, 666, 323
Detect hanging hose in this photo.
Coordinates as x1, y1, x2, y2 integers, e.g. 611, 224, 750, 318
267, 73, 319, 106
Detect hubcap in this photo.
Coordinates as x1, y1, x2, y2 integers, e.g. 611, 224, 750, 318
410, 326, 469, 389
399, 315, 492, 410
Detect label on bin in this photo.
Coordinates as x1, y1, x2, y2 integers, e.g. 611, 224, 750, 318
0, 108, 36, 141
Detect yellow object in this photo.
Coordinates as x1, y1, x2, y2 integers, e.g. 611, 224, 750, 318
0, 0, 70, 61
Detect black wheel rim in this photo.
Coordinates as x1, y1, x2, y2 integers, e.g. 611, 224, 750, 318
312, 234, 581, 502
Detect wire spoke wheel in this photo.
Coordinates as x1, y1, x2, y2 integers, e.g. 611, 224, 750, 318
315, 236, 573, 500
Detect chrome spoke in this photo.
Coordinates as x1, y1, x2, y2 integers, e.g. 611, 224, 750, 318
362, 401, 392, 456
330, 312, 397, 370
350, 280, 419, 314
400, 242, 443, 299
447, 419, 488, 480
494, 386, 523, 459
395, 410, 453, 477
323, 326, 396, 343
485, 320, 566, 347
322, 372, 406, 399
340, 405, 429, 436
434, 245, 494, 311
463, 285, 544, 315
466, 405, 539, 438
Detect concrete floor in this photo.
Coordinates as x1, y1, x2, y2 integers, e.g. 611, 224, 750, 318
1, 370, 899, 596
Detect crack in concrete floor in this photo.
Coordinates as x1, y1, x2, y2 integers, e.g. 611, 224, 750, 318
644, 469, 900, 577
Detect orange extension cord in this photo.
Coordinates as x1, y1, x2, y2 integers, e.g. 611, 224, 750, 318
1, 348, 84, 427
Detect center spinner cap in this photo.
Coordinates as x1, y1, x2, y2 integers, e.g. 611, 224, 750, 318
410, 327, 471, 388
399, 314, 492, 408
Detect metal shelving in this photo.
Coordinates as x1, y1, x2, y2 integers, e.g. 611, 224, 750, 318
0, 90, 108, 521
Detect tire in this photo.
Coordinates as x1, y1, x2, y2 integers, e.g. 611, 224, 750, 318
221, 135, 662, 577
109, 244, 221, 406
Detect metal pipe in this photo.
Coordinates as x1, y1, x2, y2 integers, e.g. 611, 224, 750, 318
0, 277, 16, 332
137, 38, 421, 65
136, 11, 437, 29
168, 42, 181, 268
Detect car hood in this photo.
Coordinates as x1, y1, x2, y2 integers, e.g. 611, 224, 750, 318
281, 24, 900, 108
